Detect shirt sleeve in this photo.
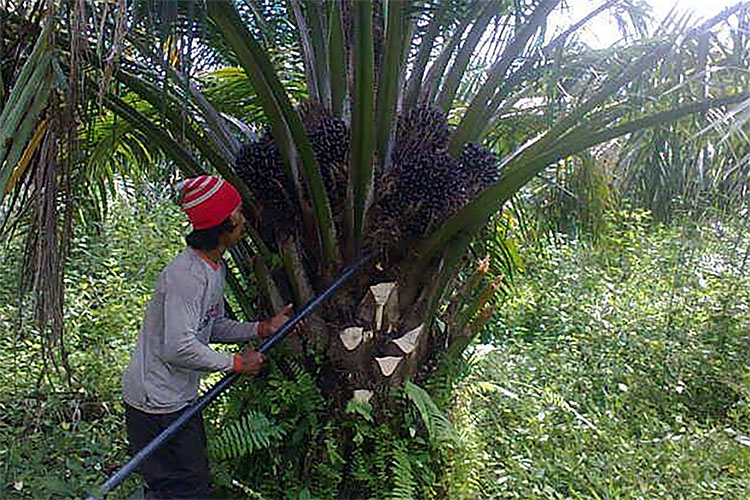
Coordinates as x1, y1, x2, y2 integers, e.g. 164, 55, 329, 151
162, 272, 234, 372
211, 317, 259, 343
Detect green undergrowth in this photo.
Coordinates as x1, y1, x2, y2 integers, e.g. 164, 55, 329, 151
447, 210, 750, 499
0, 194, 186, 500
3, 201, 750, 500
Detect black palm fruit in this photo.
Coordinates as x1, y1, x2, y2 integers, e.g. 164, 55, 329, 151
234, 130, 302, 247
235, 133, 298, 217
393, 150, 468, 237
300, 103, 349, 211
234, 101, 500, 262
385, 106, 463, 233
392, 105, 450, 165
369, 106, 499, 260
233, 103, 351, 245
458, 142, 499, 198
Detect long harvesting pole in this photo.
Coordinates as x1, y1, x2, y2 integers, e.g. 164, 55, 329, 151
85, 254, 371, 500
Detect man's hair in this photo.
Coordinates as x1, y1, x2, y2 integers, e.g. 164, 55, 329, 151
185, 217, 235, 250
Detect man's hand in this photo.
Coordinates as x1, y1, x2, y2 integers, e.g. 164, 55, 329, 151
258, 304, 293, 339
233, 348, 264, 375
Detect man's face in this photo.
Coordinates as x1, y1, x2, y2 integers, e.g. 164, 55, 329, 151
221, 205, 246, 248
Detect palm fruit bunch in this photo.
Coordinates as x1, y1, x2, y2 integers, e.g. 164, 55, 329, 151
368, 106, 499, 260
233, 103, 350, 243
371, 106, 462, 243
458, 142, 500, 199
234, 131, 299, 225
368, 115, 458, 260
391, 105, 450, 164
388, 150, 468, 238
299, 102, 349, 212
234, 101, 499, 257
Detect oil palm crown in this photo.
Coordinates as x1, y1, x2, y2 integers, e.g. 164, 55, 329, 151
3, 0, 750, 399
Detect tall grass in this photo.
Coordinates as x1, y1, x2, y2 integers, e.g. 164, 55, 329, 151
447, 210, 750, 499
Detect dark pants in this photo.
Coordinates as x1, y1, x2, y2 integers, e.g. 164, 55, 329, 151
125, 403, 212, 500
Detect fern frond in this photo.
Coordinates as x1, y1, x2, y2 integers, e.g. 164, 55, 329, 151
390, 444, 417, 500
210, 410, 286, 460
351, 446, 377, 486
404, 381, 459, 445
269, 358, 325, 418
374, 432, 391, 483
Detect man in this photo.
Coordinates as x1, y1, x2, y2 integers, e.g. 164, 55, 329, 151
122, 175, 291, 499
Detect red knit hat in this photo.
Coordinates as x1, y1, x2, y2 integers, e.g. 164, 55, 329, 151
177, 175, 241, 230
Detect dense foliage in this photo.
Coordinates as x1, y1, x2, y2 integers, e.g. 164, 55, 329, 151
3, 1, 750, 498
457, 209, 750, 499
3, 194, 750, 499
0, 194, 185, 499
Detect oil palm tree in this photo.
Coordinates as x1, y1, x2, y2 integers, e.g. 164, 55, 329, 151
515, 5, 750, 238
188, 0, 750, 391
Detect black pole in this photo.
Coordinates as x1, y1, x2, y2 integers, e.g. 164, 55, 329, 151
85, 254, 370, 500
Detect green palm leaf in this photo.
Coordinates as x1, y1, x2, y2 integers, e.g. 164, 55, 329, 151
348, 0, 376, 253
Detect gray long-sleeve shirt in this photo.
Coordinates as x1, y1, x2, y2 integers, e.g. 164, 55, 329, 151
122, 247, 258, 413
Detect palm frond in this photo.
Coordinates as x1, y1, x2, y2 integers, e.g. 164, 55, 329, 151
374, 0, 408, 172
404, 380, 458, 444
436, 1, 499, 113
0, 18, 53, 200
112, 94, 198, 166
347, 0, 376, 253
450, 0, 562, 153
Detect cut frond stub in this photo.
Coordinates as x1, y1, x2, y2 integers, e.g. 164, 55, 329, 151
393, 324, 423, 355
340, 326, 365, 351
375, 356, 402, 377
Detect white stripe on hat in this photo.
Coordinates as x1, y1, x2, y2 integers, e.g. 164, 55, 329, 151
185, 175, 213, 198
184, 176, 203, 191
182, 178, 225, 210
